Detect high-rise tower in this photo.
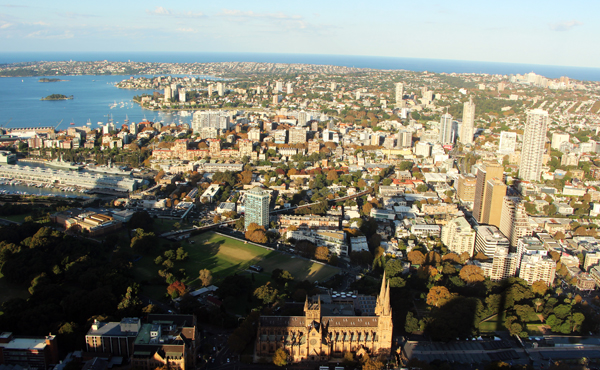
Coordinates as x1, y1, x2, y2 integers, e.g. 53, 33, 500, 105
460, 97, 475, 145
473, 163, 504, 224
244, 187, 270, 230
519, 109, 548, 182
395, 82, 404, 105
439, 113, 454, 145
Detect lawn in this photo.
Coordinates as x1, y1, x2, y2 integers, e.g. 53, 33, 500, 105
183, 232, 340, 284
131, 231, 340, 300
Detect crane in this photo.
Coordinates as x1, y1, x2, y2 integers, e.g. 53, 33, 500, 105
55, 119, 63, 131
0, 118, 12, 134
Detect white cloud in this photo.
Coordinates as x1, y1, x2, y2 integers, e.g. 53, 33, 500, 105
218, 9, 301, 20
147, 6, 171, 16
0, 21, 12, 28
26, 29, 73, 39
147, 7, 203, 18
550, 20, 583, 31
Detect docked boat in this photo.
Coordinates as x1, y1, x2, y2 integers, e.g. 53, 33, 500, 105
46, 158, 83, 171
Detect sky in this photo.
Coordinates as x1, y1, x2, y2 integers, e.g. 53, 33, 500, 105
0, 0, 598, 68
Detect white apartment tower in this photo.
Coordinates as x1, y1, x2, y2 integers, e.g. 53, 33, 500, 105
475, 225, 510, 259
395, 82, 404, 105
286, 82, 293, 94
460, 97, 475, 145
519, 109, 548, 182
519, 255, 556, 286
275, 81, 283, 93
441, 217, 476, 257
498, 131, 517, 154
217, 82, 224, 97
439, 113, 454, 145
551, 132, 570, 150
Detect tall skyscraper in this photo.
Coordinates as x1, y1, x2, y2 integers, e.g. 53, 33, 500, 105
460, 97, 475, 145
244, 187, 270, 230
482, 179, 507, 228
519, 109, 548, 182
473, 163, 504, 224
499, 196, 532, 247
217, 82, 224, 97
439, 113, 454, 145
395, 82, 404, 105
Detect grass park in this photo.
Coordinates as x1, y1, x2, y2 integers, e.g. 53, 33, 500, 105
132, 231, 341, 300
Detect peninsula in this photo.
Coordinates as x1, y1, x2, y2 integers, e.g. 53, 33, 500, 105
41, 94, 73, 101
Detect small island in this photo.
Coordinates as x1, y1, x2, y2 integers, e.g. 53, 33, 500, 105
41, 94, 73, 101
39, 78, 67, 82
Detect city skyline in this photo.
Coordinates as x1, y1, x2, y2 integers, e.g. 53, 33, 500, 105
0, 1, 597, 68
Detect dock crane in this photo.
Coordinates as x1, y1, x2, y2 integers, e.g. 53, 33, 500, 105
0, 118, 12, 134
55, 119, 63, 131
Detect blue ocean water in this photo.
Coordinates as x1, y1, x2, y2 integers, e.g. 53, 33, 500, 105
2, 52, 600, 81
0, 75, 195, 129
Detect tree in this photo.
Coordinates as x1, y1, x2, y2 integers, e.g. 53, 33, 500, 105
362, 357, 385, 370
416, 184, 428, 193
129, 211, 154, 231
459, 265, 485, 284
442, 252, 461, 264
167, 281, 186, 299
245, 223, 268, 243
531, 280, 549, 296
405, 312, 420, 333
254, 282, 279, 304
314, 246, 329, 261
272, 348, 288, 367
407, 250, 425, 265
326, 169, 339, 182
198, 269, 213, 287
238, 170, 253, 185
426, 286, 453, 307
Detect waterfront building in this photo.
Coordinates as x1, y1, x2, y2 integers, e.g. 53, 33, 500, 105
519, 109, 548, 182
245, 187, 270, 230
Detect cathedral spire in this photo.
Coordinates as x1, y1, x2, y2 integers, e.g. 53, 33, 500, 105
379, 271, 387, 301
